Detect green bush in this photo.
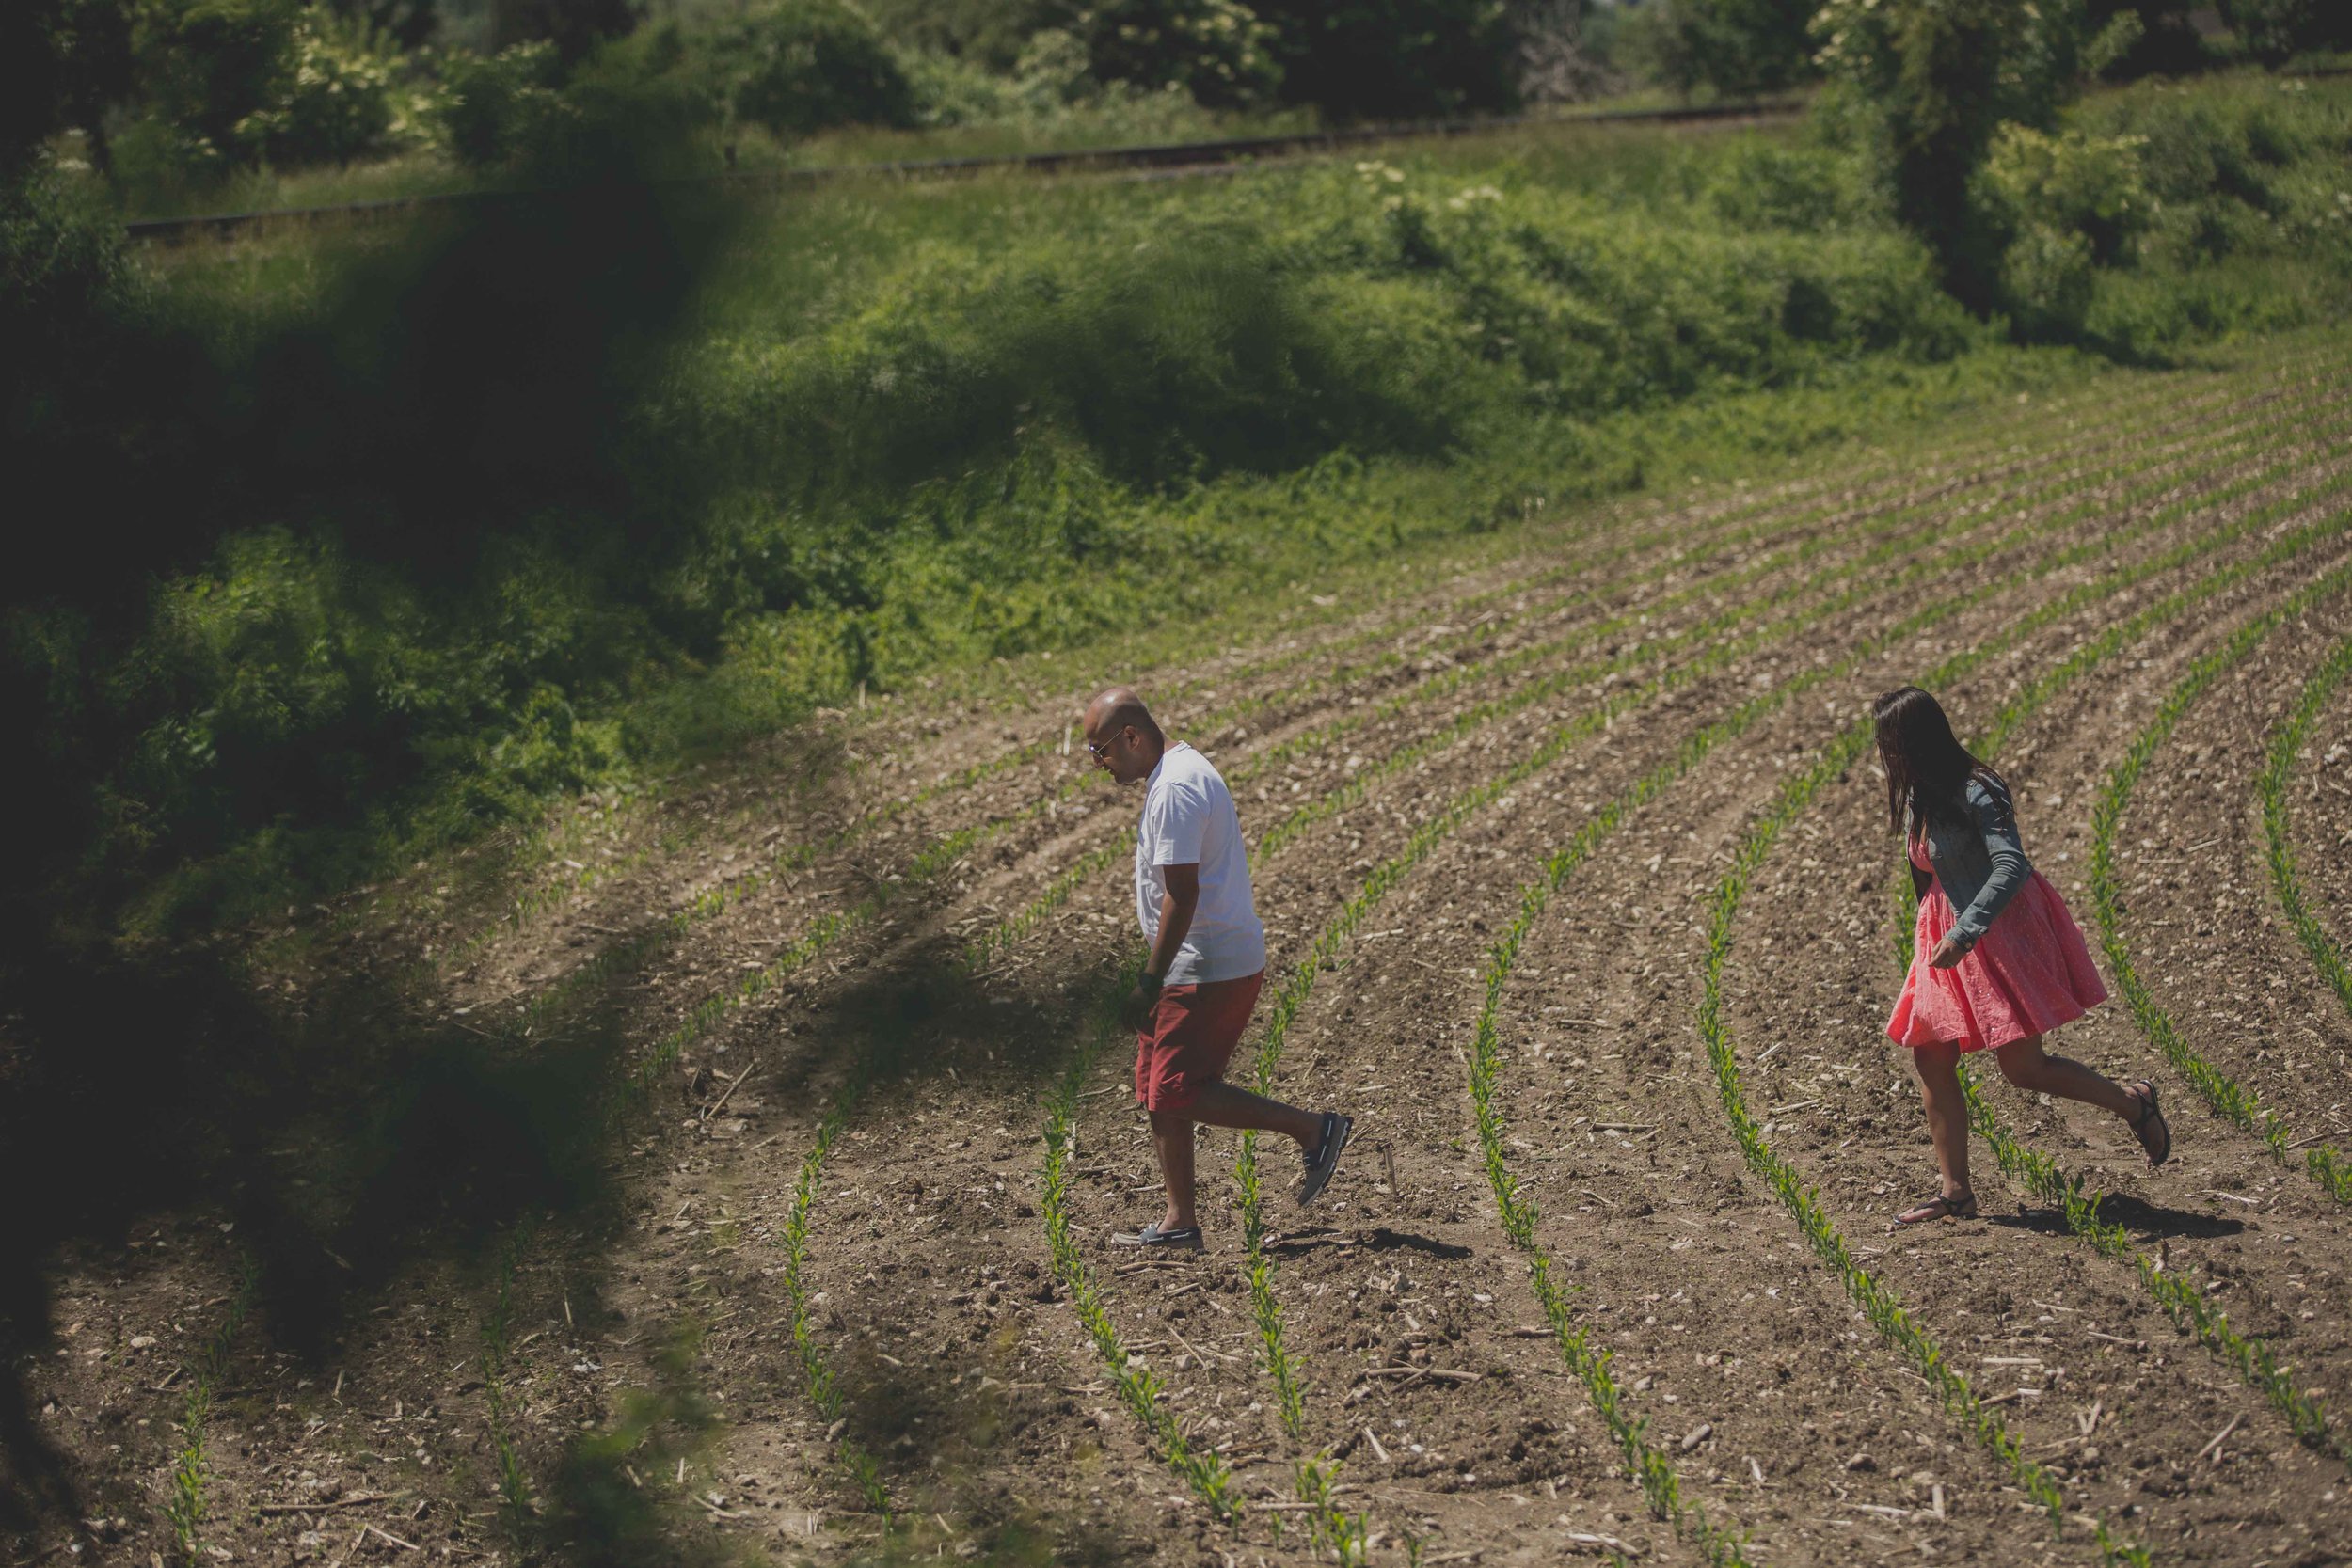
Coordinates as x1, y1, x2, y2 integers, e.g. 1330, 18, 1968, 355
1812, 0, 2095, 306
1, 154, 140, 416
1703, 138, 1877, 230
239, 10, 421, 166
1996, 222, 2098, 340
715, 0, 917, 138
439, 40, 570, 166
1066, 0, 1282, 107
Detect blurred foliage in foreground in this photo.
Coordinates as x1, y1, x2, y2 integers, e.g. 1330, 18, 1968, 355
4, 67, 2346, 956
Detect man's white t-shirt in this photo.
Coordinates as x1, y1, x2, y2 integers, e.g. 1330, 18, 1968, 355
1134, 742, 1266, 986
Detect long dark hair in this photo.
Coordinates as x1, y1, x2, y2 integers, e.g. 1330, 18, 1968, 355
1873, 686, 2006, 832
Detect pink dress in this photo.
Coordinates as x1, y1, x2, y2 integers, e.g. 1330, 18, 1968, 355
1886, 831, 2108, 1053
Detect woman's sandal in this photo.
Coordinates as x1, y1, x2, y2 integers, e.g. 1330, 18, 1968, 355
2127, 1080, 2172, 1168
1892, 1190, 1979, 1227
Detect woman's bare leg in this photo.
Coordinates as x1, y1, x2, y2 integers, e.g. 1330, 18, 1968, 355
1994, 1034, 2137, 1118
1911, 1040, 1973, 1202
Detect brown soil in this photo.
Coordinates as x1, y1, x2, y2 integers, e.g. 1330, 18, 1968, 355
19, 354, 2352, 1568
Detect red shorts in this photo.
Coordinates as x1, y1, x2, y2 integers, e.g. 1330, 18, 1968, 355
1134, 971, 1264, 1113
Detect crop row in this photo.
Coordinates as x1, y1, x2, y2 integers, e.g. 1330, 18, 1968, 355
2261, 633, 2352, 1025
163, 1258, 261, 1564
1040, 998, 1243, 1519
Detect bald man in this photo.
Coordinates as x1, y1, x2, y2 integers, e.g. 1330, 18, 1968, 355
1083, 687, 1351, 1250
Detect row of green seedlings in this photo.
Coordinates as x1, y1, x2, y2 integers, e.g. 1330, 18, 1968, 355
971, 383, 2352, 974
1438, 414, 2298, 1562
2090, 576, 2352, 1204
2261, 632, 2352, 1023
163, 1257, 262, 1564
1008, 362, 2336, 1553
1870, 572, 2352, 1471
1041, 996, 1245, 1521
775, 1095, 895, 1515
463, 357, 2234, 1011
1692, 478, 2352, 1560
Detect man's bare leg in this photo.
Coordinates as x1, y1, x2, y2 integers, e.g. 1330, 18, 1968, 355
1149, 1085, 1325, 1231
1185, 1082, 1324, 1145
1148, 1109, 1200, 1232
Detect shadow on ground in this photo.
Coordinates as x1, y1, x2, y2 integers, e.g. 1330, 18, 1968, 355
0, 927, 630, 1534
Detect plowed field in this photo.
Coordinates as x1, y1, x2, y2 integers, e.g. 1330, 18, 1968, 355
28, 341, 2352, 1568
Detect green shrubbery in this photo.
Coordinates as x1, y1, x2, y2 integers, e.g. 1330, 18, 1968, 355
707, 0, 918, 138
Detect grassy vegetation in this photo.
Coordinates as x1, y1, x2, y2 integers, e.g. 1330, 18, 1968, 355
2260, 634, 2352, 1023
164, 1258, 262, 1563
21, 72, 2347, 964
778, 1096, 895, 1513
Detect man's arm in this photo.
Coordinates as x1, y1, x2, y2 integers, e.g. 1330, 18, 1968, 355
1146, 862, 1200, 981
1125, 863, 1200, 1027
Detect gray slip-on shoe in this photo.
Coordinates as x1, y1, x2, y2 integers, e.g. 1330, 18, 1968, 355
1110, 1221, 1203, 1250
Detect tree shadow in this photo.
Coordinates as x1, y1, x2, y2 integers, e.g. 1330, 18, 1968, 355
0, 929, 631, 1533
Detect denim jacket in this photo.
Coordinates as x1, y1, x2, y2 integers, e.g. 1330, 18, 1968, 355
1911, 775, 2032, 951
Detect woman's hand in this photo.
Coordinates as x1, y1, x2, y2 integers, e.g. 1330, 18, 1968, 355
1928, 934, 1969, 969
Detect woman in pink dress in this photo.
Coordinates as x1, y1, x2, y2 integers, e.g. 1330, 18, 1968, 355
1875, 687, 2170, 1227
